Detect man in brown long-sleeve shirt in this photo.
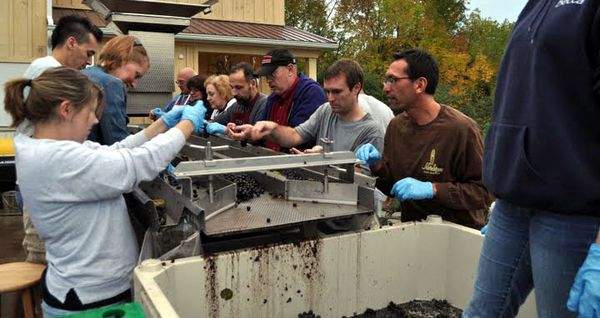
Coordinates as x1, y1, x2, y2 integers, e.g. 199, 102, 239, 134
356, 49, 492, 228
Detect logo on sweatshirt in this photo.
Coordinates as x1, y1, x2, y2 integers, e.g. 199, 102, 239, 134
422, 149, 443, 175
555, 0, 585, 8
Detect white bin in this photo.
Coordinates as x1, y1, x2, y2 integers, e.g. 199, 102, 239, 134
134, 221, 537, 318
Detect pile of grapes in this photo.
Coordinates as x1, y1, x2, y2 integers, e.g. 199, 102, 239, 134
222, 173, 265, 202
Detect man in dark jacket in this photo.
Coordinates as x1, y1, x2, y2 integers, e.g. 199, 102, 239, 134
464, 1, 600, 317
253, 49, 325, 151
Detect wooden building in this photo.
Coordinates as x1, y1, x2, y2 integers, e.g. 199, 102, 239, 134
0, 0, 337, 126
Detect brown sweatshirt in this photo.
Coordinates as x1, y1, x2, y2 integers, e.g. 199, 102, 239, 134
373, 105, 493, 228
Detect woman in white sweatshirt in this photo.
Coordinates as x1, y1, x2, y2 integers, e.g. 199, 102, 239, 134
4, 67, 205, 317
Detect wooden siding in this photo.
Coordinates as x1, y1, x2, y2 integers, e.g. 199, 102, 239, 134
174, 41, 320, 77
175, 41, 320, 93
0, 0, 47, 63
53, 0, 285, 25
53, 0, 88, 10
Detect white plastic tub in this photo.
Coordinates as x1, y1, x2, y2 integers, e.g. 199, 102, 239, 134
134, 220, 537, 317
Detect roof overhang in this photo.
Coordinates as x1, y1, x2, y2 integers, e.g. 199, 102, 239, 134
51, 8, 339, 51
175, 33, 338, 50
47, 25, 338, 50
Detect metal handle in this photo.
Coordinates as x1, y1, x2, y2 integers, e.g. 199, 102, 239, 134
187, 143, 229, 151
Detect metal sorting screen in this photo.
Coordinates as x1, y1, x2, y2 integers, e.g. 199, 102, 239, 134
203, 194, 372, 237
127, 31, 175, 114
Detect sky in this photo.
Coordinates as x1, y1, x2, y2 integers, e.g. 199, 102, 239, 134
467, 0, 529, 22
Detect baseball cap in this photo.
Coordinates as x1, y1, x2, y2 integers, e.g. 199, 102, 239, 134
257, 49, 296, 76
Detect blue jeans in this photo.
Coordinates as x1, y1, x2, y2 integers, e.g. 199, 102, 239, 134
463, 199, 600, 318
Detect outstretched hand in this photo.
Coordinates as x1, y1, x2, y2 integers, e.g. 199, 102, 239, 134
228, 123, 253, 140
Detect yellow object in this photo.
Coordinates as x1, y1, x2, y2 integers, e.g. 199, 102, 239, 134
0, 137, 15, 156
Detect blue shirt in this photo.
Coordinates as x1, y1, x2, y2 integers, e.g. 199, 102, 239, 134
83, 66, 129, 145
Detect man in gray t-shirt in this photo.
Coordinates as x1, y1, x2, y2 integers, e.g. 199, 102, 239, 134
229, 59, 384, 154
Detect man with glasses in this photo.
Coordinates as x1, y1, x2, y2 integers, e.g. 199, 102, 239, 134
150, 67, 197, 119
355, 49, 492, 229
251, 49, 326, 151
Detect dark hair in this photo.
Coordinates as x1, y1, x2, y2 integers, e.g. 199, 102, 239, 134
51, 15, 103, 50
229, 62, 256, 82
187, 74, 208, 96
392, 49, 439, 95
324, 59, 364, 91
4, 67, 103, 127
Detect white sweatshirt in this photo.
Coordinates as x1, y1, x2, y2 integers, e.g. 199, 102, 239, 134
14, 128, 186, 304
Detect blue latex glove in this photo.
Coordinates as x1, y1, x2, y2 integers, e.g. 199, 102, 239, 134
165, 163, 176, 176
354, 143, 381, 166
568, 243, 600, 317
480, 225, 488, 235
151, 107, 165, 119
181, 104, 207, 134
206, 122, 226, 135
390, 177, 434, 201
161, 106, 184, 128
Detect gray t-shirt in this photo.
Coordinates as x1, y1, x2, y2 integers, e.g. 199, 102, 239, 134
294, 103, 384, 152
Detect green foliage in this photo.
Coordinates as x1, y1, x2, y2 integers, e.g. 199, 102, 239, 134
285, 0, 515, 133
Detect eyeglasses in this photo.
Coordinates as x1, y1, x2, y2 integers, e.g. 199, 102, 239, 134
175, 80, 186, 86
383, 75, 412, 85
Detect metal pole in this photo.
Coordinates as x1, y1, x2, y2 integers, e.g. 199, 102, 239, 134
320, 138, 334, 193
206, 142, 215, 203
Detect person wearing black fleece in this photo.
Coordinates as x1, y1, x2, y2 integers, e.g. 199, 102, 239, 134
464, 1, 600, 317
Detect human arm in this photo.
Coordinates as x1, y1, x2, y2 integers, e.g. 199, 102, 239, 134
371, 124, 398, 195
427, 124, 492, 211
290, 145, 323, 154
250, 121, 304, 148
61, 109, 197, 201
87, 106, 185, 150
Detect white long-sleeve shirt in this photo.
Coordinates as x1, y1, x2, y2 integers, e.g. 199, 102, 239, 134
14, 128, 186, 304
358, 93, 394, 134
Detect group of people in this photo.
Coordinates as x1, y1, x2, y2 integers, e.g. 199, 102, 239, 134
5, 2, 600, 316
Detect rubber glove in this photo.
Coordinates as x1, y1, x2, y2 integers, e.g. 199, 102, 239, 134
567, 243, 600, 317
480, 202, 495, 235
151, 107, 165, 119
354, 143, 381, 166
181, 105, 206, 134
161, 106, 185, 128
206, 122, 226, 135
165, 163, 176, 176
390, 177, 434, 201
480, 225, 488, 235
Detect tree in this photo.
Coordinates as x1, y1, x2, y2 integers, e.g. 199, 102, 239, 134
285, 0, 515, 132
285, 0, 333, 38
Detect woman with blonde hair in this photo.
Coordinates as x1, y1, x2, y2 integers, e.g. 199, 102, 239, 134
205, 74, 236, 122
83, 35, 150, 145
5, 67, 205, 317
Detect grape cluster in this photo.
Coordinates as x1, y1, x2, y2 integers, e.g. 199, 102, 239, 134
222, 174, 265, 202
281, 169, 314, 181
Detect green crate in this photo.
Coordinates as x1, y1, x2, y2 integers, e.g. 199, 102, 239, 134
61, 302, 145, 318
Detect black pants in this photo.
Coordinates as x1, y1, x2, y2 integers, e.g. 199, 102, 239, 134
41, 269, 131, 311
